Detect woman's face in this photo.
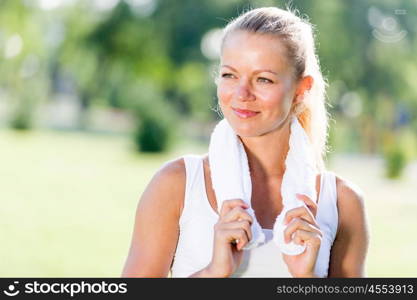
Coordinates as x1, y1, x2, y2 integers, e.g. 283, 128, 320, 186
217, 30, 298, 137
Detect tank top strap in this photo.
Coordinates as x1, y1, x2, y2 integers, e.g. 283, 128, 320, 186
316, 170, 339, 241
183, 155, 203, 191
180, 154, 206, 226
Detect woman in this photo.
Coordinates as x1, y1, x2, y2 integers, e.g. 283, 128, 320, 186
122, 7, 369, 278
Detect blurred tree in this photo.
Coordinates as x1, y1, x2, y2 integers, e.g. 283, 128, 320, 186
0, 0, 49, 130
0, 0, 416, 163
297, 0, 417, 177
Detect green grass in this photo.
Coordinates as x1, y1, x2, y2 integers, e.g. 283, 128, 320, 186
0, 129, 204, 277
0, 129, 416, 277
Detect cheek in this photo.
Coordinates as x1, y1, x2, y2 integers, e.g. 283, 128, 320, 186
217, 83, 233, 104
259, 88, 292, 113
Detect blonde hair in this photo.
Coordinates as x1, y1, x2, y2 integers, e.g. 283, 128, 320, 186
220, 7, 329, 171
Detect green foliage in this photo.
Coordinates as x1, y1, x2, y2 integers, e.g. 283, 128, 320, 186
134, 113, 172, 153
384, 146, 407, 179
382, 129, 415, 179
0, 0, 416, 160
10, 109, 31, 130
128, 80, 178, 153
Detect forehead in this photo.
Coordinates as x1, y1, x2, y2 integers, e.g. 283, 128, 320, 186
221, 30, 291, 74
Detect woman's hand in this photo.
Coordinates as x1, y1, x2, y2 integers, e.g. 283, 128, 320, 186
205, 199, 253, 277
282, 194, 323, 277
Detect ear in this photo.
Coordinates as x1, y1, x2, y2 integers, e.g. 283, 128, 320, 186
293, 75, 314, 104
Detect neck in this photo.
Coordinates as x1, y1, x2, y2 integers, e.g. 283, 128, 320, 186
239, 120, 290, 179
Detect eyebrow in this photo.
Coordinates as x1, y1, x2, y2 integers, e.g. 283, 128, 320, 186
221, 65, 278, 76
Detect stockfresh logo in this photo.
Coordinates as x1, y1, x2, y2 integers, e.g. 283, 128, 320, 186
3, 281, 20, 297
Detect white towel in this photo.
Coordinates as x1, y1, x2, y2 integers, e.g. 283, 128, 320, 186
208, 116, 318, 255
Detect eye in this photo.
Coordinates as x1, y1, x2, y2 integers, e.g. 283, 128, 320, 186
221, 73, 235, 79
257, 77, 273, 84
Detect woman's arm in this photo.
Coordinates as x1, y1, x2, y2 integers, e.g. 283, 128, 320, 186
121, 158, 186, 277
328, 176, 370, 277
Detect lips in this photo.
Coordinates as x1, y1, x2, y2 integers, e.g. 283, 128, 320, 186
232, 107, 260, 119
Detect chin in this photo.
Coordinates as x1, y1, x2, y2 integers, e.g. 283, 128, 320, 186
224, 113, 289, 138
235, 127, 264, 138
226, 118, 265, 138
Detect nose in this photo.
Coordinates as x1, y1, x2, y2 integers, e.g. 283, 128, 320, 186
235, 80, 255, 102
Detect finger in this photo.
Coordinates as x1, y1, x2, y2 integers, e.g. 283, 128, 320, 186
222, 206, 253, 225
219, 199, 249, 218
296, 193, 318, 217
226, 228, 250, 251
292, 229, 322, 247
284, 206, 316, 226
219, 220, 253, 242
284, 218, 322, 243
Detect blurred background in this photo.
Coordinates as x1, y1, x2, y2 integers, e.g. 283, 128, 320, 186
0, 0, 416, 277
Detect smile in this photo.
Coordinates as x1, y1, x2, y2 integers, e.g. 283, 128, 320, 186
232, 108, 260, 119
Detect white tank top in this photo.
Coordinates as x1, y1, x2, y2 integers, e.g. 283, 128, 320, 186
170, 155, 339, 277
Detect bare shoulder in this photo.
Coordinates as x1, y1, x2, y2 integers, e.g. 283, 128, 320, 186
121, 157, 186, 277
155, 157, 186, 182
133, 156, 187, 227
145, 157, 186, 216
150, 156, 186, 196
335, 175, 366, 215
327, 174, 370, 277
335, 174, 365, 210
334, 174, 367, 235
335, 174, 365, 201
